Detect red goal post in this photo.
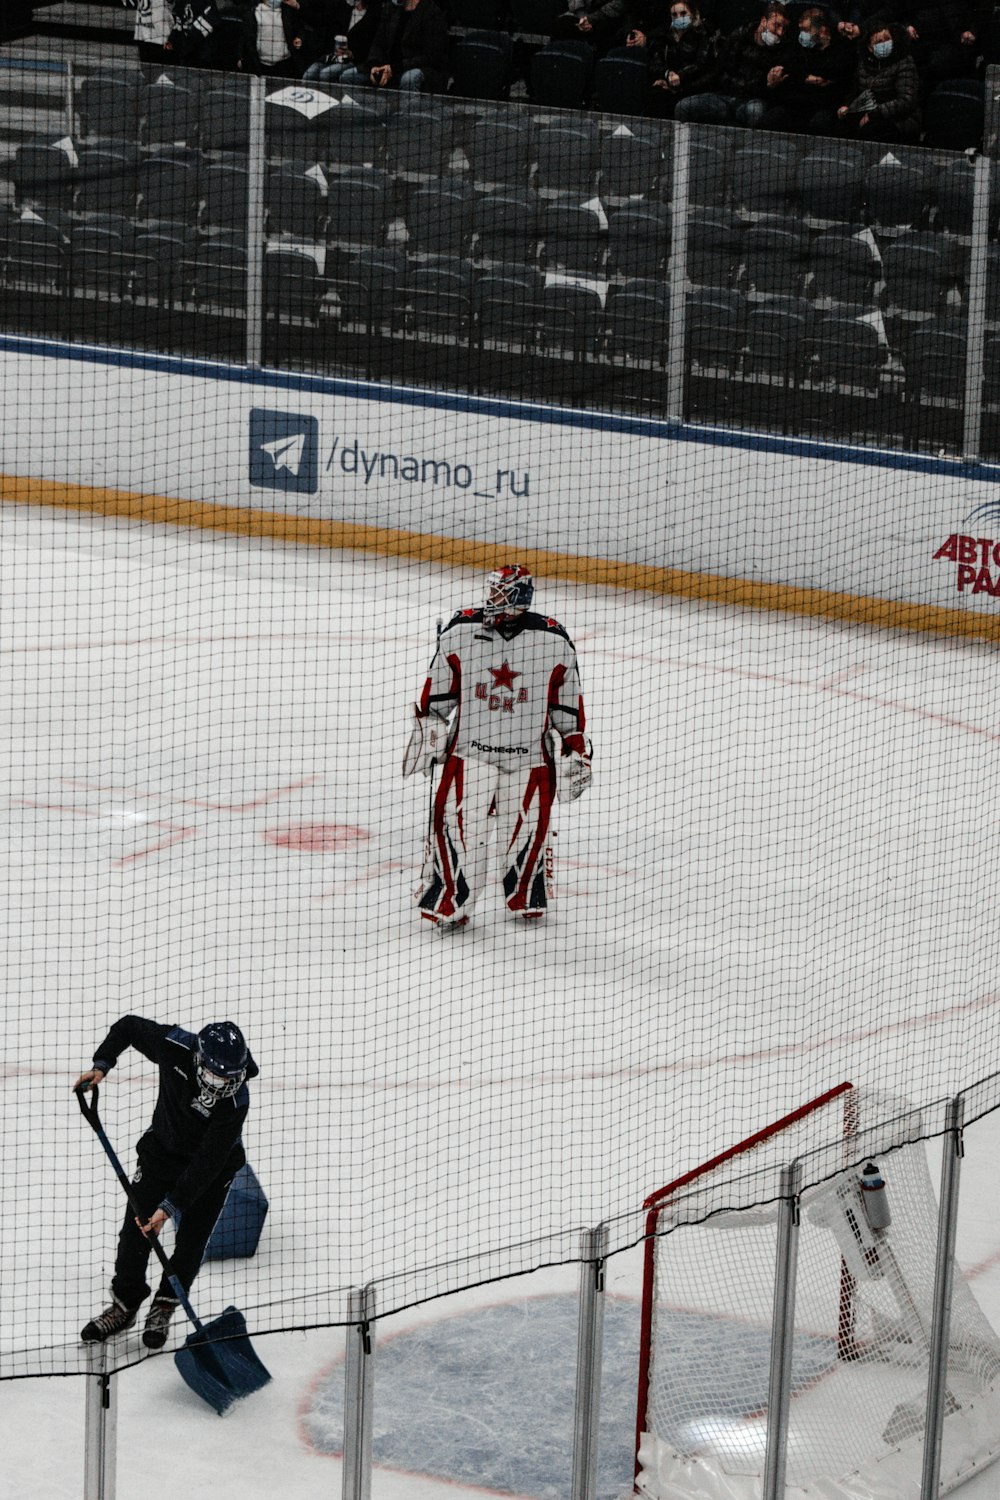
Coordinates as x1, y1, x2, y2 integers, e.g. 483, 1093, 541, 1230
634, 1080, 855, 1480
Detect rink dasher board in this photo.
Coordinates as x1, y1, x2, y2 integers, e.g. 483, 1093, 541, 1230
2, 336, 1000, 638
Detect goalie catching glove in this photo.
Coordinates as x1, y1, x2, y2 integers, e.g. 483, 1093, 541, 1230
402, 705, 453, 779
547, 730, 593, 803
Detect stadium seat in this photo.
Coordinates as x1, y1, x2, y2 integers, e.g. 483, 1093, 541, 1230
386, 105, 455, 177
325, 100, 386, 170
3, 215, 67, 291
189, 235, 248, 310
76, 75, 141, 141
686, 209, 740, 288
326, 168, 389, 251
465, 117, 531, 186
407, 256, 474, 339
864, 156, 933, 229
923, 81, 985, 150
200, 87, 251, 154
539, 282, 604, 356
75, 144, 140, 216
138, 153, 200, 225
13, 144, 76, 213
599, 124, 664, 198
472, 188, 540, 265
405, 179, 474, 258
933, 158, 976, 234
265, 90, 331, 162
902, 317, 968, 402
264, 247, 326, 323
796, 147, 865, 225
265, 165, 327, 239
688, 135, 734, 206
804, 313, 884, 391
743, 301, 813, 383
451, 31, 513, 101
133, 226, 195, 305
808, 229, 880, 309
473, 269, 545, 347
70, 217, 134, 299
881, 232, 963, 314
530, 42, 594, 109
741, 223, 806, 297
593, 48, 650, 116
607, 203, 671, 279
686, 289, 748, 373
604, 279, 672, 364
540, 198, 608, 277
730, 141, 801, 216
532, 120, 600, 195
201, 158, 250, 231
345, 248, 407, 333
139, 79, 199, 148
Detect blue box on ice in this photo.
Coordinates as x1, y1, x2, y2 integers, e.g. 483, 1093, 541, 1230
169, 1164, 268, 1261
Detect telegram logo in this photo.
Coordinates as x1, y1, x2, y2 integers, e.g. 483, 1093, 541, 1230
249, 409, 319, 493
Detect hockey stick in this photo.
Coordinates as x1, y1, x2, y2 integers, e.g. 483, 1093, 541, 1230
76, 1083, 270, 1413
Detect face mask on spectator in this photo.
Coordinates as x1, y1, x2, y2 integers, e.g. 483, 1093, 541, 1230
266, 0, 282, 9
798, 28, 816, 45
760, 25, 781, 45
671, 12, 692, 28
872, 37, 892, 56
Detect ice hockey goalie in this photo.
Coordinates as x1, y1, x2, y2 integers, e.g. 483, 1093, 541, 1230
404, 565, 592, 932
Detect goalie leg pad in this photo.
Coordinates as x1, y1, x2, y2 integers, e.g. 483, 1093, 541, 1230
415, 756, 496, 920
498, 764, 556, 914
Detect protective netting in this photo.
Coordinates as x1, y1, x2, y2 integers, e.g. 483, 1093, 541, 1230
1, 47, 1000, 1392
638, 1086, 1000, 1499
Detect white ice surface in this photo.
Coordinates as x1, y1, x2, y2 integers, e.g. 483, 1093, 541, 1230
0, 504, 999, 1496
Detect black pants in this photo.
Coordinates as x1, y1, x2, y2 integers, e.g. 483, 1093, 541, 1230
111, 1134, 236, 1310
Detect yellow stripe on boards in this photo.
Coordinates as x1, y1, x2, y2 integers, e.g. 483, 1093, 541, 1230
2, 470, 998, 645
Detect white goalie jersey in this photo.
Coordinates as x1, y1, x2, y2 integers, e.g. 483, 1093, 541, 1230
417, 607, 586, 770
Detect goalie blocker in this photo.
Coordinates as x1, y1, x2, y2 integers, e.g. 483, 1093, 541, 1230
404, 566, 591, 931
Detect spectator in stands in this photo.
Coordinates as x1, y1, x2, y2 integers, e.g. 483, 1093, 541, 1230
837, 21, 922, 140
649, 1, 719, 115
760, 6, 853, 131
551, 0, 631, 54
339, 0, 449, 92
905, 0, 987, 84
304, 0, 382, 82
134, 0, 175, 69
674, 3, 793, 125
165, 0, 220, 66
238, 0, 319, 74
836, 0, 902, 44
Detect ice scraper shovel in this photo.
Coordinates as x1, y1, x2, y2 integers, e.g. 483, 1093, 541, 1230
76, 1083, 271, 1414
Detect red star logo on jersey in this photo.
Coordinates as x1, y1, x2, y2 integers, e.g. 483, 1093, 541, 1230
488, 661, 521, 692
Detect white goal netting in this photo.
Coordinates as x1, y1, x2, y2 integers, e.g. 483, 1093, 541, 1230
637, 1085, 1000, 1500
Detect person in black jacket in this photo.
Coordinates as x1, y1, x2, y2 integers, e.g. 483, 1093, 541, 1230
304, 0, 382, 81
761, 6, 853, 131
76, 1015, 258, 1350
837, 21, 922, 141
905, 0, 988, 84
675, 4, 793, 125
340, 0, 449, 92
649, 0, 719, 116
238, 0, 318, 75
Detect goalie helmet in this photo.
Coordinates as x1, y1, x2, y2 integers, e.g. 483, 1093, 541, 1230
484, 564, 533, 624
195, 1021, 248, 1106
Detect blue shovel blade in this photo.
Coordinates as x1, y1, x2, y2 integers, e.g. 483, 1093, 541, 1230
174, 1306, 271, 1416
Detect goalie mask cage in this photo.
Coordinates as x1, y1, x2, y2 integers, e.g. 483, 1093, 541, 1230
635, 1081, 1000, 1500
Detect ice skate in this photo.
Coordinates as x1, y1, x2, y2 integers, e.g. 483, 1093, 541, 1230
80, 1295, 137, 1343
142, 1294, 180, 1349
423, 912, 469, 935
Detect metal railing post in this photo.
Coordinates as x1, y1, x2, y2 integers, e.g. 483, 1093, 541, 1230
245, 74, 266, 370
762, 1161, 803, 1500
962, 156, 991, 460
920, 1097, 965, 1500
65, 61, 75, 139
83, 1345, 117, 1500
571, 1224, 609, 1500
665, 122, 691, 424
342, 1285, 376, 1500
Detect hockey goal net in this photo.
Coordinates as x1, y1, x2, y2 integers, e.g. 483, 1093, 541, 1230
635, 1081, 1000, 1500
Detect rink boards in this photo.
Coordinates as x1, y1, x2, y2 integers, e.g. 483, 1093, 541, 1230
2, 334, 1000, 640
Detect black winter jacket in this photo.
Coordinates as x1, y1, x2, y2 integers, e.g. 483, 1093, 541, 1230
366, 0, 449, 87
653, 22, 718, 93
93, 1014, 259, 1217
239, 1, 319, 71
710, 20, 794, 99
313, 0, 382, 62
844, 23, 922, 134
779, 32, 854, 111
